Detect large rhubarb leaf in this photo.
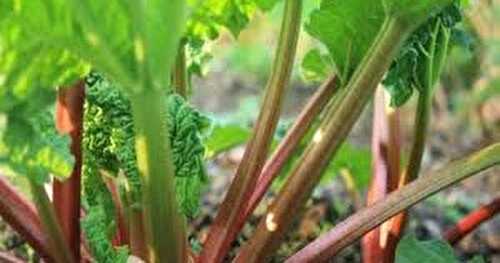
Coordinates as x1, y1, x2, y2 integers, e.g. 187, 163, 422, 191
305, 0, 385, 83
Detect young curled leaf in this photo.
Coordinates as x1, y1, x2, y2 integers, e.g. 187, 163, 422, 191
168, 94, 209, 179
81, 199, 129, 263
167, 94, 209, 216
83, 73, 208, 218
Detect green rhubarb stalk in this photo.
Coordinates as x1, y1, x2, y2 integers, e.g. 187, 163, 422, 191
401, 20, 451, 185
29, 180, 74, 263
129, 91, 186, 263
199, 0, 303, 261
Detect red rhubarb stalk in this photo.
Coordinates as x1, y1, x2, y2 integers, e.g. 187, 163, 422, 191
53, 80, 85, 261
444, 196, 500, 245
102, 174, 130, 247
0, 175, 53, 261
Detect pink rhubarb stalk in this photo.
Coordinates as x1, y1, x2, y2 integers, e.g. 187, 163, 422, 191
362, 87, 401, 263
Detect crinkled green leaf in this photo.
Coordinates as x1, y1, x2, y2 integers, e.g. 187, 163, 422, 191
301, 49, 335, 83
167, 94, 209, 216
82, 199, 129, 263
168, 95, 210, 177
395, 235, 457, 263
83, 73, 208, 217
305, 0, 385, 83
81, 72, 137, 208
81, 139, 122, 262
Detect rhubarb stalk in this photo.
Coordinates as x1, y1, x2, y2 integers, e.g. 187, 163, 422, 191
53, 80, 85, 261
444, 196, 500, 245
287, 143, 500, 262
200, 1, 303, 261
362, 87, 401, 263
242, 75, 338, 226
29, 180, 75, 263
129, 90, 186, 263
0, 176, 53, 261
388, 20, 452, 248
173, 42, 188, 99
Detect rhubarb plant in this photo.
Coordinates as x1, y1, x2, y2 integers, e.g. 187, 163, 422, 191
0, 0, 499, 263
